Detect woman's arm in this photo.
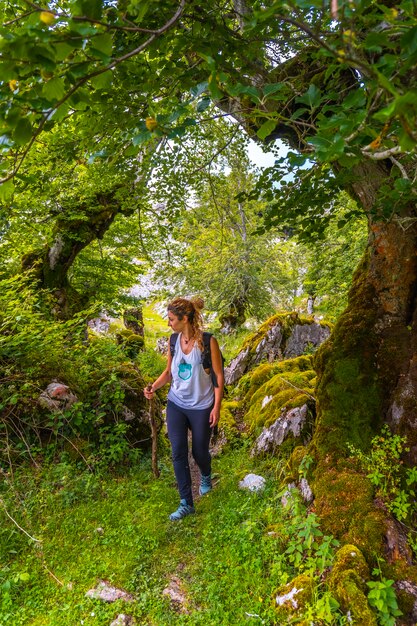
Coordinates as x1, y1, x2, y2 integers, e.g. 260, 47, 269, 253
209, 336, 224, 427
143, 350, 172, 399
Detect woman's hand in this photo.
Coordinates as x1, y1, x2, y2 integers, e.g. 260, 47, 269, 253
209, 406, 220, 427
144, 384, 155, 400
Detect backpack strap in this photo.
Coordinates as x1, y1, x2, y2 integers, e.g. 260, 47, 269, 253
169, 333, 178, 357
202, 332, 212, 369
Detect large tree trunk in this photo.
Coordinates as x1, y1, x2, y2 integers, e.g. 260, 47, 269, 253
21, 190, 124, 317
314, 160, 417, 462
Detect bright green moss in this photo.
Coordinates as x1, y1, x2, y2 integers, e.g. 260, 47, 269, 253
313, 254, 383, 458
219, 400, 242, 446
312, 464, 386, 559
272, 574, 315, 619
286, 446, 310, 482
327, 544, 377, 625
245, 369, 315, 431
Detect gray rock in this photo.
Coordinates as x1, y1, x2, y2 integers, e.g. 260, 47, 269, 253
122, 406, 135, 422
224, 315, 330, 386
251, 404, 309, 456
396, 581, 417, 622
85, 581, 134, 603
162, 576, 190, 614
110, 615, 135, 626
300, 477, 314, 503
238, 473, 266, 492
156, 336, 169, 355
38, 382, 78, 412
254, 324, 283, 364
284, 323, 330, 358
224, 347, 250, 386
88, 313, 115, 334
275, 585, 303, 609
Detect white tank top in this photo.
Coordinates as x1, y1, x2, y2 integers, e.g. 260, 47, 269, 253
167, 334, 214, 409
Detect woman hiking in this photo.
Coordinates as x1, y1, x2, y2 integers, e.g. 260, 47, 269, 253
144, 297, 224, 520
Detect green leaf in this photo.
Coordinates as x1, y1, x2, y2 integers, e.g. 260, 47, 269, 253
190, 81, 208, 98
13, 118, 32, 145
51, 102, 70, 122
54, 42, 76, 61
42, 76, 66, 101
0, 62, 17, 81
398, 128, 416, 151
297, 84, 321, 108
91, 70, 113, 90
307, 135, 330, 150
374, 69, 398, 96
208, 75, 223, 100
256, 119, 277, 140
196, 96, 211, 112
74, 0, 102, 20
263, 83, 283, 97
291, 107, 308, 120
132, 131, 152, 146
237, 85, 260, 101
343, 89, 366, 109
401, 26, 417, 54
364, 31, 388, 52
0, 180, 15, 201
91, 33, 113, 57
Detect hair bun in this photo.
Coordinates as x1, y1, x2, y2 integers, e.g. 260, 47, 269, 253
191, 296, 204, 311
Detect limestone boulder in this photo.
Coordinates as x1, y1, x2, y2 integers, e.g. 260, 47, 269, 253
251, 404, 311, 456
225, 312, 331, 386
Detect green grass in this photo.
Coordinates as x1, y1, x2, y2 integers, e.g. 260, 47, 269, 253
0, 448, 292, 626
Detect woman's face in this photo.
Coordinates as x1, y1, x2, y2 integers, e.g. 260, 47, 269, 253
167, 311, 187, 332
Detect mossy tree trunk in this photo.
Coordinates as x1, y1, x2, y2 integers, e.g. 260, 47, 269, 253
314, 159, 417, 462
308, 161, 417, 610
21, 190, 127, 317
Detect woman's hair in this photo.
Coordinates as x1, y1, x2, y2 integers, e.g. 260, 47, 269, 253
167, 296, 205, 351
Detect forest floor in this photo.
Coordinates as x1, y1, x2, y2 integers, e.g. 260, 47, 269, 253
0, 444, 293, 626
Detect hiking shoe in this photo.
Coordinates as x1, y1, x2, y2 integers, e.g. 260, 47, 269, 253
199, 474, 212, 496
169, 499, 195, 521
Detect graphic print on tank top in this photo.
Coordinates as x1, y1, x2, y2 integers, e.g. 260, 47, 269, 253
178, 358, 192, 381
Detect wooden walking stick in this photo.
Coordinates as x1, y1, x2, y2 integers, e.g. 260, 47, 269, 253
146, 384, 160, 478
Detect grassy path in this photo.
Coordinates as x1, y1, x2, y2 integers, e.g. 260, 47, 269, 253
1, 447, 288, 626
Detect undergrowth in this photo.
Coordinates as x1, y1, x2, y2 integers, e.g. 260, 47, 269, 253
0, 446, 350, 626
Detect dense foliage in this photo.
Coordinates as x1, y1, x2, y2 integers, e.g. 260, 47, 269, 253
1, 1, 417, 622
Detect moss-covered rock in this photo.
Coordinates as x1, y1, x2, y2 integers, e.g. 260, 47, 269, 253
313, 462, 386, 560
237, 355, 314, 405
328, 544, 377, 625
225, 312, 331, 386
272, 574, 315, 620
286, 446, 310, 482
245, 369, 315, 432
218, 400, 243, 447
116, 329, 145, 357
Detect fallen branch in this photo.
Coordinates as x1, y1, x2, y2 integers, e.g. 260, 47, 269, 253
0, 498, 42, 543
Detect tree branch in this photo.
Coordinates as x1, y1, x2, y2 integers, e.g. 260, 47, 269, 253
362, 145, 402, 160
0, 498, 42, 543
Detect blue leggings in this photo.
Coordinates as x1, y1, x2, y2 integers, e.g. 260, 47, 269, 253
166, 400, 212, 506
